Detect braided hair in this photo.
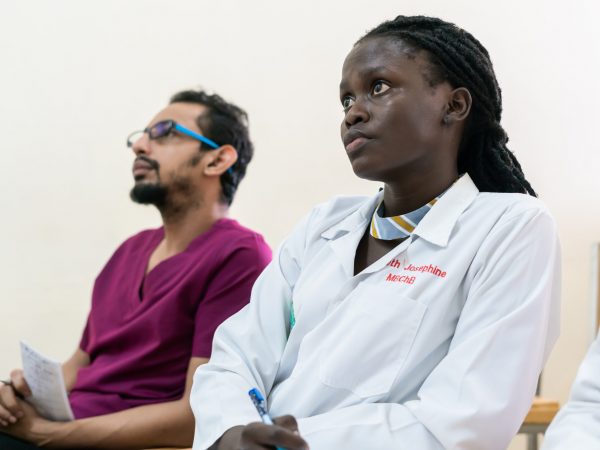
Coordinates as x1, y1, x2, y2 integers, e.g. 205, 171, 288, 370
359, 16, 536, 196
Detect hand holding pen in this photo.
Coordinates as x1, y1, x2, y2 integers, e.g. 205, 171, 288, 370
0, 370, 30, 427
246, 388, 309, 450
212, 388, 309, 450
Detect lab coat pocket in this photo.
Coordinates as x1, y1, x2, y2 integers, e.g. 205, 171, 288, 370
318, 287, 427, 398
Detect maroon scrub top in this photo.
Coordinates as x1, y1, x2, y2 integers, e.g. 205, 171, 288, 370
69, 218, 271, 418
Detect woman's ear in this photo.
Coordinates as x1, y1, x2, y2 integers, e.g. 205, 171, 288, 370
203, 145, 238, 176
444, 87, 472, 124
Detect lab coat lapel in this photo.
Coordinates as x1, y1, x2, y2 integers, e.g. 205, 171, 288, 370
322, 193, 383, 278
359, 238, 412, 275
327, 219, 369, 278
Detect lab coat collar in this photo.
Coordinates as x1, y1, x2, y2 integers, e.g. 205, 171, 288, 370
320, 193, 381, 241
320, 194, 380, 277
320, 174, 479, 248
412, 174, 479, 247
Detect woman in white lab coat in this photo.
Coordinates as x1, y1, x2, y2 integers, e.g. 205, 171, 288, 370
542, 335, 600, 449
191, 15, 561, 450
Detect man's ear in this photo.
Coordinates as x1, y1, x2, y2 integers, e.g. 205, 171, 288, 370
203, 145, 238, 176
444, 87, 472, 124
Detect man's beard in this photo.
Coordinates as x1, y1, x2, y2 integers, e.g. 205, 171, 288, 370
130, 155, 167, 206
130, 182, 167, 207
129, 153, 202, 215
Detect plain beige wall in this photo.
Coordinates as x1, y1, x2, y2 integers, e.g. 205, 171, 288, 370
1, 1, 599, 448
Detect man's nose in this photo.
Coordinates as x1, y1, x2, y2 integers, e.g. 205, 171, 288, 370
131, 133, 151, 156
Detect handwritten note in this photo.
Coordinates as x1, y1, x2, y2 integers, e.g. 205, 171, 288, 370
20, 341, 74, 421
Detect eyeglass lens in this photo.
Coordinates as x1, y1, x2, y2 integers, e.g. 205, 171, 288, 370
148, 121, 174, 139
127, 121, 174, 147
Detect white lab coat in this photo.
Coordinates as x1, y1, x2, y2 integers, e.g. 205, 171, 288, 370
542, 334, 600, 449
191, 175, 561, 450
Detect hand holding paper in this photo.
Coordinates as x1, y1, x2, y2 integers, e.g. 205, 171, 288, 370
20, 341, 74, 422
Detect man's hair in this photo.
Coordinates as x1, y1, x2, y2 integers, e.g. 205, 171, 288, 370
170, 89, 254, 205
359, 15, 536, 196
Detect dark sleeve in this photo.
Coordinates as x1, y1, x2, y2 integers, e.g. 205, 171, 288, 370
79, 316, 91, 353
192, 236, 272, 358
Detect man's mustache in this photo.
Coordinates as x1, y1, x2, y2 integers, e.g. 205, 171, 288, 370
135, 156, 160, 171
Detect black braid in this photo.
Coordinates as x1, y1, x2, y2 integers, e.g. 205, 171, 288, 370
359, 16, 536, 196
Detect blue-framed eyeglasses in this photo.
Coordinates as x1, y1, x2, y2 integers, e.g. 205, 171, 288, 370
126, 119, 220, 149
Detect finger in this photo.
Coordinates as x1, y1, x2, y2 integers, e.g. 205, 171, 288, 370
0, 403, 18, 424
242, 422, 309, 450
274, 414, 300, 433
10, 370, 32, 397
0, 385, 22, 419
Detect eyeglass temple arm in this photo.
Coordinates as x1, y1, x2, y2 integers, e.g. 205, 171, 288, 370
173, 124, 220, 149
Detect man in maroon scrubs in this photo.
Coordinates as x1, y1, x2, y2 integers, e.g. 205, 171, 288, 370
0, 89, 272, 449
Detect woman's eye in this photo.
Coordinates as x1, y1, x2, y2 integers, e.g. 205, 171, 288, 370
342, 96, 355, 111
372, 81, 390, 95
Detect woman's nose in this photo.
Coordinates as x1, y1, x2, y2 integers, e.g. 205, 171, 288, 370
343, 99, 370, 128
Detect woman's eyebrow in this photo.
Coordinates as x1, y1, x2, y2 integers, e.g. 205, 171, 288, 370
340, 65, 394, 92
360, 65, 392, 78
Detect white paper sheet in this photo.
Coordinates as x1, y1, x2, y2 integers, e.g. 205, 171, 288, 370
19, 341, 74, 421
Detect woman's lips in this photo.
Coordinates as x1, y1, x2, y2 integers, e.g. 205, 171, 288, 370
345, 136, 370, 153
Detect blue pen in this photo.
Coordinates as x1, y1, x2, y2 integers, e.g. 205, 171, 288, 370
248, 388, 286, 450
